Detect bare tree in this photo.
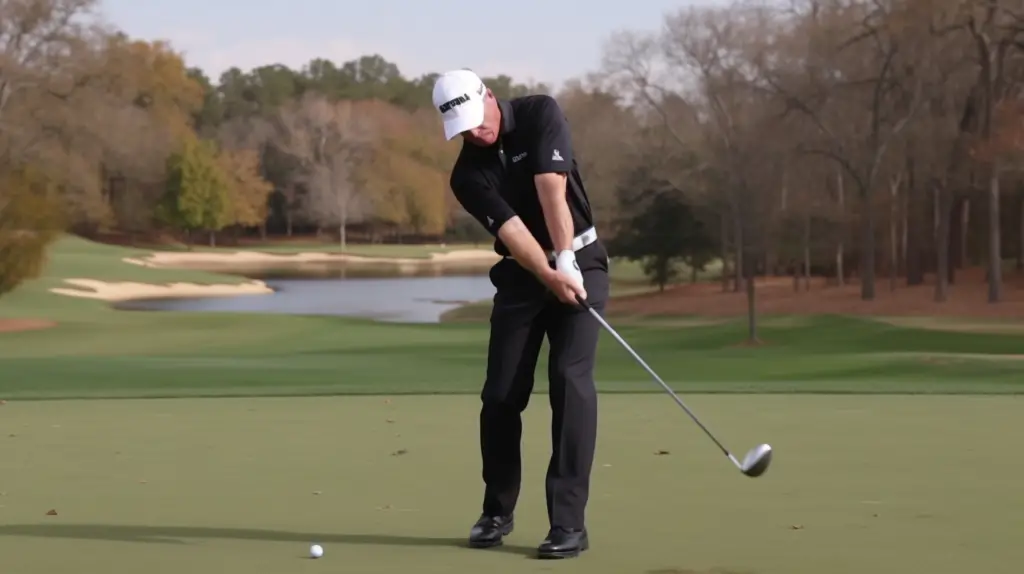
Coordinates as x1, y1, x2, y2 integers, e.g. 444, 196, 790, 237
751, 0, 934, 301
602, 3, 788, 343
274, 93, 374, 247
958, 1, 1024, 302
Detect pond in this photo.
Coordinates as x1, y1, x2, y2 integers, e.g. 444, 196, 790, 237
116, 270, 497, 324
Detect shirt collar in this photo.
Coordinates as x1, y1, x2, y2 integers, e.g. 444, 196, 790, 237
497, 99, 516, 135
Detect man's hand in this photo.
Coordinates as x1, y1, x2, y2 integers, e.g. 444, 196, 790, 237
554, 249, 585, 296
541, 267, 587, 305
494, 217, 587, 305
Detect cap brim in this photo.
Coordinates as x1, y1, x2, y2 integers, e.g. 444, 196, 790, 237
442, 100, 485, 140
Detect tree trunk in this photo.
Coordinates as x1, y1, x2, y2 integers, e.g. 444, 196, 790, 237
339, 196, 348, 249
889, 176, 899, 292
901, 196, 908, 277
988, 163, 1002, 303
803, 213, 811, 291
961, 198, 971, 268
835, 169, 845, 287
720, 211, 730, 292
208, 230, 216, 247
733, 205, 743, 293
745, 250, 758, 343
861, 199, 876, 301
904, 150, 924, 285
947, 195, 965, 285
934, 182, 951, 302
1017, 190, 1024, 272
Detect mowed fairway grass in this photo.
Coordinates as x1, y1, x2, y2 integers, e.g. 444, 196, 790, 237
1, 395, 1023, 574
1, 236, 1024, 398
1, 236, 1023, 572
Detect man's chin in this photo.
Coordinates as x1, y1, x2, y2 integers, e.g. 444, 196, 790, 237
464, 133, 497, 147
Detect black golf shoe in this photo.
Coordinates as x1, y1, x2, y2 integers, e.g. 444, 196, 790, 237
536, 527, 589, 559
468, 514, 514, 548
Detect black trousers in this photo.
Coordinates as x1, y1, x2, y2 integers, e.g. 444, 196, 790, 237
479, 242, 609, 530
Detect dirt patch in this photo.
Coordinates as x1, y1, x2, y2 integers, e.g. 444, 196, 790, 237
0, 319, 56, 333
607, 267, 1024, 320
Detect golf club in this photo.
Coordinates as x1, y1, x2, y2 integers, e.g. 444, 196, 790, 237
575, 294, 772, 478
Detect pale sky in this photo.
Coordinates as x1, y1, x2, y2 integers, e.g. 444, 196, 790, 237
97, 0, 710, 90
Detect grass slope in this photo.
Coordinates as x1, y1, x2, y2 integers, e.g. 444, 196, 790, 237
0, 236, 1022, 399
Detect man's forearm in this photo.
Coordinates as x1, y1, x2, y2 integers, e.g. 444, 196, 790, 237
496, 216, 556, 282
535, 173, 574, 252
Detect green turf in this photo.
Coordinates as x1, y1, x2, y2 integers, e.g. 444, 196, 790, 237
1, 236, 1022, 572
2, 235, 1024, 398
0, 394, 1020, 574
2, 310, 1024, 398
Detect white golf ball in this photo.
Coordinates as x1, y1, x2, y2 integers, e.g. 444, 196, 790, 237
309, 543, 324, 558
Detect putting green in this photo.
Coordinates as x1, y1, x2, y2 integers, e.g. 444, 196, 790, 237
1, 394, 1021, 573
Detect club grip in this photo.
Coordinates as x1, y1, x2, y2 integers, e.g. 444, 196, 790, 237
575, 294, 590, 309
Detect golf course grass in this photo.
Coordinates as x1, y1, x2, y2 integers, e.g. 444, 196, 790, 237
1, 235, 1023, 572
1, 236, 1023, 398
1, 394, 1021, 574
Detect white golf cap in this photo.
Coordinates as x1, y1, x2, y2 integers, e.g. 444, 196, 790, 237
432, 69, 487, 140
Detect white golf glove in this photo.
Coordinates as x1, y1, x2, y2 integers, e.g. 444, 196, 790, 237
555, 249, 585, 292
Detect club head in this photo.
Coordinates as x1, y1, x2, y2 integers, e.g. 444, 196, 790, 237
740, 443, 772, 477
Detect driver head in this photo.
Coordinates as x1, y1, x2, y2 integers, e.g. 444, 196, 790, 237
740, 444, 772, 477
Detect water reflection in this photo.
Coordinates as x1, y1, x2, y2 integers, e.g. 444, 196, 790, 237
116, 272, 496, 324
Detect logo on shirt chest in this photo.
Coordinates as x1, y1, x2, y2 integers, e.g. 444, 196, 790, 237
511, 151, 527, 163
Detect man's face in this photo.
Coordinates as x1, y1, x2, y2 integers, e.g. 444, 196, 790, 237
462, 91, 501, 147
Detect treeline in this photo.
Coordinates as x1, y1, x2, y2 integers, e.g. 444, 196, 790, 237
596, 0, 1024, 311
181, 56, 550, 246
5, 0, 1024, 324
0, 0, 548, 259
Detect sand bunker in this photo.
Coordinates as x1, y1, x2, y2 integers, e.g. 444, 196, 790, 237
49, 279, 274, 302
123, 248, 500, 270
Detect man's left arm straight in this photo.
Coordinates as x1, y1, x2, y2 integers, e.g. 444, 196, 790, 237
530, 96, 576, 254
529, 95, 585, 293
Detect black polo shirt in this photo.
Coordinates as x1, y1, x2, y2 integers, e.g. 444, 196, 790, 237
449, 95, 595, 257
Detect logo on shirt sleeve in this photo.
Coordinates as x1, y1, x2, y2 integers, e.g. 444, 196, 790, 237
551, 149, 563, 161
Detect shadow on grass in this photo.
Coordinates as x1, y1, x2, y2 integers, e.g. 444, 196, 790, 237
0, 523, 536, 557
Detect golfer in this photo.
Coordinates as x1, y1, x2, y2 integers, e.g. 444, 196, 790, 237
432, 69, 609, 559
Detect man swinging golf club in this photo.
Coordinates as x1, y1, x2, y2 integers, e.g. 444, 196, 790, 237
432, 69, 610, 559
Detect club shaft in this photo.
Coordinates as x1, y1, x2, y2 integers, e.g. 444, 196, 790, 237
585, 307, 735, 461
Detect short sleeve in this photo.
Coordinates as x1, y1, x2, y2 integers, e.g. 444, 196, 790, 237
450, 169, 517, 237
528, 96, 574, 174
